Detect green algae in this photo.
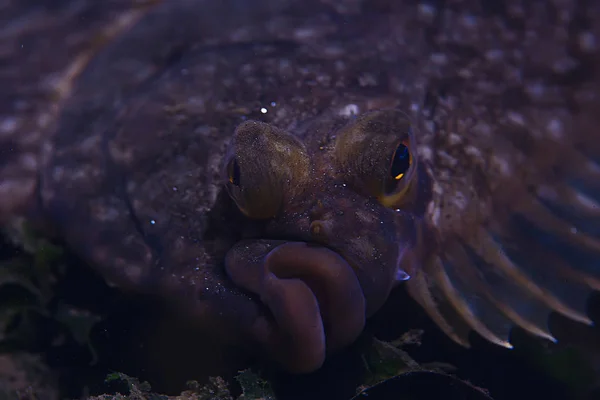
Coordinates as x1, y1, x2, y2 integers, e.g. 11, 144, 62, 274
97, 371, 275, 400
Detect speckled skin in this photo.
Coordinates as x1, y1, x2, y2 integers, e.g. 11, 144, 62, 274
1, 0, 599, 374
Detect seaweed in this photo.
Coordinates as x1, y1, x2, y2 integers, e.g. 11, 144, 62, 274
0, 222, 102, 359
94, 370, 275, 400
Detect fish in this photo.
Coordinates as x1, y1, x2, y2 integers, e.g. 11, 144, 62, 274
0, 0, 598, 377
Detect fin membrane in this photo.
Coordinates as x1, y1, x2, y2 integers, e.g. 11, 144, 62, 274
407, 149, 600, 348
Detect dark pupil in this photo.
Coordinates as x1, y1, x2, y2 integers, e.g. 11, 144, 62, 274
390, 143, 411, 179
229, 158, 241, 186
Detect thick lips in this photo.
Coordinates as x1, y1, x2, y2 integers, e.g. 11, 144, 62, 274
224, 240, 366, 373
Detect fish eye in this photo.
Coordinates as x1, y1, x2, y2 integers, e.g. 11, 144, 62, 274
381, 136, 416, 206
227, 158, 241, 186
332, 109, 418, 208
223, 120, 311, 219
389, 141, 412, 184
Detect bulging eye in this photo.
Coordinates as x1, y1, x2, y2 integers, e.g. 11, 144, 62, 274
223, 120, 310, 219
332, 109, 418, 208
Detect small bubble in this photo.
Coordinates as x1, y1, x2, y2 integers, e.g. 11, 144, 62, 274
270, 101, 277, 107
260, 107, 268, 114
172, 186, 178, 191
339, 104, 359, 116
150, 219, 156, 225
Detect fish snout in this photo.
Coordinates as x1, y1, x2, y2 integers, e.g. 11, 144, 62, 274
307, 194, 415, 316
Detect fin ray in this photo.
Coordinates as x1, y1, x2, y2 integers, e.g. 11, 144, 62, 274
449, 237, 559, 341
432, 252, 513, 348
516, 195, 600, 253
406, 257, 471, 347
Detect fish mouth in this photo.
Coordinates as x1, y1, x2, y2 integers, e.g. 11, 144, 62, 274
224, 239, 366, 373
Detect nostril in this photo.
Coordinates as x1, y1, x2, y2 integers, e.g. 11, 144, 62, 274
310, 220, 332, 243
